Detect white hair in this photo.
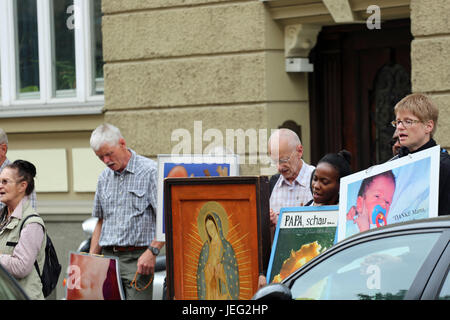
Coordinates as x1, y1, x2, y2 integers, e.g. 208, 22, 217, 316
268, 128, 301, 153
0, 128, 8, 145
90, 123, 124, 151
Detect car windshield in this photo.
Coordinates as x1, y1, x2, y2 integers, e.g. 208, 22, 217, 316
290, 232, 441, 300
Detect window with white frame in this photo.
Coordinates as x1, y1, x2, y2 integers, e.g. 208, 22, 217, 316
0, 0, 104, 117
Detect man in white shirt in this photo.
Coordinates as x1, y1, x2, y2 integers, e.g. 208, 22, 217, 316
267, 129, 315, 232
258, 129, 315, 288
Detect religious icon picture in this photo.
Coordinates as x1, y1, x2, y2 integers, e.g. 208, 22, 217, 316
164, 176, 271, 300
196, 201, 240, 299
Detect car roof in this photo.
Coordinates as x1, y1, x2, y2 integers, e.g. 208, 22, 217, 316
343, 215, 450, 242
281, 216, 450, 284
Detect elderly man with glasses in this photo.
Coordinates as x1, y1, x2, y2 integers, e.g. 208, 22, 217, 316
391, 93, 450, 216
257, 128, 315, 288
267, 128, 315, 231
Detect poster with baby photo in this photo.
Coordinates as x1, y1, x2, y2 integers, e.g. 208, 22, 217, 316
337, 145, 440, 242
65, 252, 124, 300
266, 205, 339, 284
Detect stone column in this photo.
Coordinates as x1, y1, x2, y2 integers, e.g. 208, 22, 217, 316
411, 0, 450, 148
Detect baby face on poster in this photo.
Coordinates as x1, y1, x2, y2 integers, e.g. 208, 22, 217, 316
347, 172, 396, 233
339, 146, 439, 241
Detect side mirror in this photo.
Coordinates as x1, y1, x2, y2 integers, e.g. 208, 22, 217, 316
251, 283, 292, 300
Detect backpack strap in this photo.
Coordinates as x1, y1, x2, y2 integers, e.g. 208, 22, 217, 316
19, 214, 45, 278
19, 214, 44, 232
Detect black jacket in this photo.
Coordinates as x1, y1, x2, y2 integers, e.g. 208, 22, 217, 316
269, 173, 280, 196
396, 138, 450, 216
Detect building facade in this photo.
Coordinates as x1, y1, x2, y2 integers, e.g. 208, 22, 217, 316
0, 0, 449, 299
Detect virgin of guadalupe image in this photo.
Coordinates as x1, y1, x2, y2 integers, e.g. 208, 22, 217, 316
196, 201, 239, 300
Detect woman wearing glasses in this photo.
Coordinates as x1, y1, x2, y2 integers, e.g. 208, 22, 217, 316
392, 93, 450, 216
0, 160, 46, 299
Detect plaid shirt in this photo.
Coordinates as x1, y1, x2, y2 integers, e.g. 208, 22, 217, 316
0, 158, 37, 211
270, 160, 315, 214
92, 149, 158, 247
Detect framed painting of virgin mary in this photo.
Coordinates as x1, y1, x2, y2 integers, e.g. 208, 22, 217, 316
164, 176, 271, 300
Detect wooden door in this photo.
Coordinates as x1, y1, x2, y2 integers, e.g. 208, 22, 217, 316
308, 19, 412, 171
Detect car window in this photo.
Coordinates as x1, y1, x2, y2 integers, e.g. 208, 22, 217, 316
290, 232, 441, 300
438, 269, 450, 300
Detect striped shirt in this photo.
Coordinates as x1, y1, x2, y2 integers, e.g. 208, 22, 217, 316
270, 160, 315, 214
0, 158, 37, 211
92, 149, 158, 247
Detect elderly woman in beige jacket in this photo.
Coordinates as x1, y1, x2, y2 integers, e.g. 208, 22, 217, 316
0, 160, 45, 300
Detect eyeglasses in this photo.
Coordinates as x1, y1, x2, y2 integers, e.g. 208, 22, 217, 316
391, 119, 421, 128
270, 151, 296, 166
0, 179, 14, 186
0, 178, 21, 186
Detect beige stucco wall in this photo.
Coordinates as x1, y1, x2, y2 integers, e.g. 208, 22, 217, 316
411, 0, 450, 149
0, 0, 310, 300
102, 0, 312, 174
0, 115, 104, 201
5, 0, 450, 300
0, 114, 105, 299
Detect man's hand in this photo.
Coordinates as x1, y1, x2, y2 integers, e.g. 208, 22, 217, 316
137, 249, 156, 275
270, 209, 279, 227
89, 218, 103, 255
258, 275, 267, 290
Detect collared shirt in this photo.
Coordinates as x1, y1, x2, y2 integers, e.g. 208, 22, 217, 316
0, 158, 37, 211
0, 196, 45, 278
270, 160, 315, 214
92, 149, 158, 247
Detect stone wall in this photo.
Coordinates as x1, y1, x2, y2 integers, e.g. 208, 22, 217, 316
101, 0, 312, 174
411, 0, 450, 148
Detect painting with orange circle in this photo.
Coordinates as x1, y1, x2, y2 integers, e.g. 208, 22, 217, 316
156, 154, 239, 242
164, 176, 271, 300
